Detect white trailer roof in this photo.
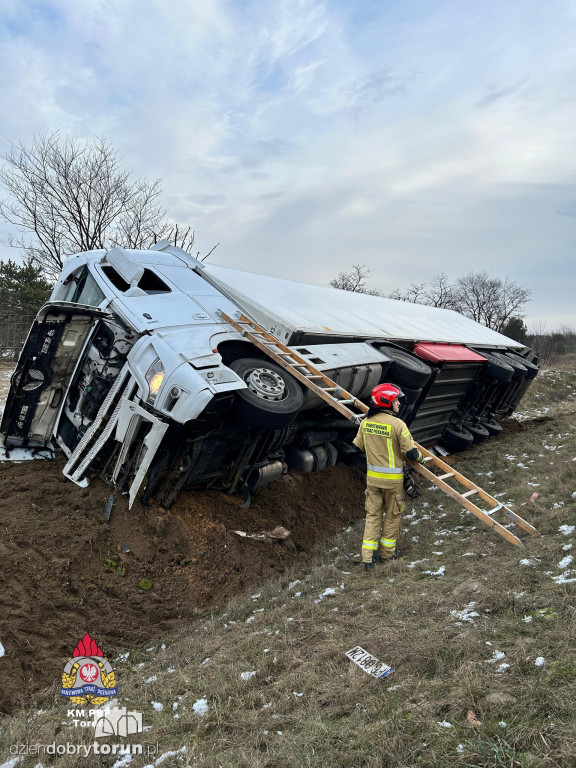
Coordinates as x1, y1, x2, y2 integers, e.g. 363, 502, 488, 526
203, 264, 523, 349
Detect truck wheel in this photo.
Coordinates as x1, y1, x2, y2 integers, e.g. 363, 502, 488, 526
480, 418, 503, 436
490, 351, 527, 381
466, 422, 490, 443
443, 424, 474, 451
478, 352, 514, 382
383, 347, 431, 389
230, 358, 304, 429
504, 352, 539, 379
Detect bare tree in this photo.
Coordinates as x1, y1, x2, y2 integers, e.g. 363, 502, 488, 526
453, 271, 530, 332
0, 132, 197, 279
388, 273, 456, 308
386, 270, 530, 332
330, 264, 383, 296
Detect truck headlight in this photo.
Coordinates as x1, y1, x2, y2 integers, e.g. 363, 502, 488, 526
145, 358, 165, 404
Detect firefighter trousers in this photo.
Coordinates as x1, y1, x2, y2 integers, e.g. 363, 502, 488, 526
361, 483, 405, 562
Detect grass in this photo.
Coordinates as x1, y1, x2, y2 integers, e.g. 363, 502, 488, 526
0, 360, 575, 768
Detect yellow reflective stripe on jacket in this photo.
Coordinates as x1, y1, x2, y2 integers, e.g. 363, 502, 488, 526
386, 437, 395, 468
367, 469, 403, 481
362, 540, 378, 550
402, 428, 410, 437
380, 538, 396, 548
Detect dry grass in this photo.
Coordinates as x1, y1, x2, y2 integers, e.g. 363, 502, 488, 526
1, 360, 575, 768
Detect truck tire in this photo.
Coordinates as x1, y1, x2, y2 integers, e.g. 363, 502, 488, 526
479, 352, 514, 382
489, 351, 527, 380
504, 352, 539, 379
443, 424, 474, 451
401, 385, 422, 405
383, 347, 431, 389
230, 358, 304, 429
466, 422, 490, 443
480, 418, 503, 436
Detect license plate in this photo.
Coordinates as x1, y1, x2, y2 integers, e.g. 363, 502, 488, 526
345, 646, 394, 679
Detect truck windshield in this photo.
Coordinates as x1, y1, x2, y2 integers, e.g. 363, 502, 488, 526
63, 267, 106, 306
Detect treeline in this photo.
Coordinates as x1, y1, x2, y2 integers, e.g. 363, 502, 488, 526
527, 326, 576, 362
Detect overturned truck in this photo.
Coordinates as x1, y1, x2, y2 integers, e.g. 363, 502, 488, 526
1, 243, 539, 507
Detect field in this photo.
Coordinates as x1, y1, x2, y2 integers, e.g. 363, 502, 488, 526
0, 358, 575, 768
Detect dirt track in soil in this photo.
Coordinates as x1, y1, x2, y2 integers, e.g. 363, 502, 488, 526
0, 455, 366, 715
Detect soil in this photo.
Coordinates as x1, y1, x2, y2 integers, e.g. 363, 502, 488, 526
0, 455, 365, 714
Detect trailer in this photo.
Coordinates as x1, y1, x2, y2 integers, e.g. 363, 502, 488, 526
0, 242, 539, 507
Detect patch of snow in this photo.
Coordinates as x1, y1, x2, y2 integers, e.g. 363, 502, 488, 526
497, 663, 511, 672
144, 675, 158, 684
151, 701, 163, 711
437, 720, 452, 728
558, 555, 573, 569
519, 559, 533, 566
535, 657, 546, 667
407, 559, 429, 569
457, 744, 465, 752
111, 755, 132, 767
152, 747, 187, 766
293, 691, 303, 697
424, 565, 445, 577
523, 616, 533, 623
192, 697, 209, 716
552, 572, 576, 584
486, 650, 506, 664
499, 721, 507, 728
558, 525, 575, 535
0, 759, 21, 768
314, 587, 337, 603
562, 544, 573, 551
450, 602, 480, 623
240, 670, 257, 681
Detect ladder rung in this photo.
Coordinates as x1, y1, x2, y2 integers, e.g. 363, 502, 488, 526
437, 472, 454, 480
320, 386, 339, 392
461, 489, 479, 498
306, 375, 323, 379
423, 456, 433, 462
337, 398, 356, 405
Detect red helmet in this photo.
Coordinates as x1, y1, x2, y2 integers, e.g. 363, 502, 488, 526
371, 383, 404, 408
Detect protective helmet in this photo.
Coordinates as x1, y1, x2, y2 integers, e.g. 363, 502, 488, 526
371, 383, 404, 408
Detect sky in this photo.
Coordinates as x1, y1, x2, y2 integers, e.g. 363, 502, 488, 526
0, 0, 575, 330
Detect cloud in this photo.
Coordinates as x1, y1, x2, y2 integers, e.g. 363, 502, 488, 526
0, 0, 574, 328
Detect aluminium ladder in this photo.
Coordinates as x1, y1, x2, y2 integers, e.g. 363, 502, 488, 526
218, 310, 536, 548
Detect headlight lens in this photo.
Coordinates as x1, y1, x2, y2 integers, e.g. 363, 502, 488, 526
145, 358, 165, 404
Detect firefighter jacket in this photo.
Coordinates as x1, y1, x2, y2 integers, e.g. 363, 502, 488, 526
353, 410, 422, 488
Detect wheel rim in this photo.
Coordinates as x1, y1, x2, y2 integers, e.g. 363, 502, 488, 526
246, 367, 286, 401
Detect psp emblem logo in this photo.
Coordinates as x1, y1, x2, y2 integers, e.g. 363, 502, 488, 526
61, 633, 118, 706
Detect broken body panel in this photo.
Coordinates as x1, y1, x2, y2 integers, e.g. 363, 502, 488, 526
1, 243, 539, 507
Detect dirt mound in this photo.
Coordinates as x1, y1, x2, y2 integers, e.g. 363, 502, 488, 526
0, 457, 365, 714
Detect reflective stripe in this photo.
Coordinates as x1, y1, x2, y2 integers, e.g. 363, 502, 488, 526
367, 469, 403, 481
362, 540, 378, 550
386, 438, 396, 467
402, 429, 410, 437
367, 464, 403, 474
380, 538, 396, 548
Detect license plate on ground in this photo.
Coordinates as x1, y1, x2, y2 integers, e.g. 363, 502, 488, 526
345, 646, 394, 679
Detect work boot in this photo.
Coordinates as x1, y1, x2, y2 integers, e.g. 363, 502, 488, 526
372, 553, 381, 566
364, 562, 375, 572
379, 549, 403, 563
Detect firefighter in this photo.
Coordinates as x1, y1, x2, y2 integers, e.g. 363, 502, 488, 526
353, 383, 425, 571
